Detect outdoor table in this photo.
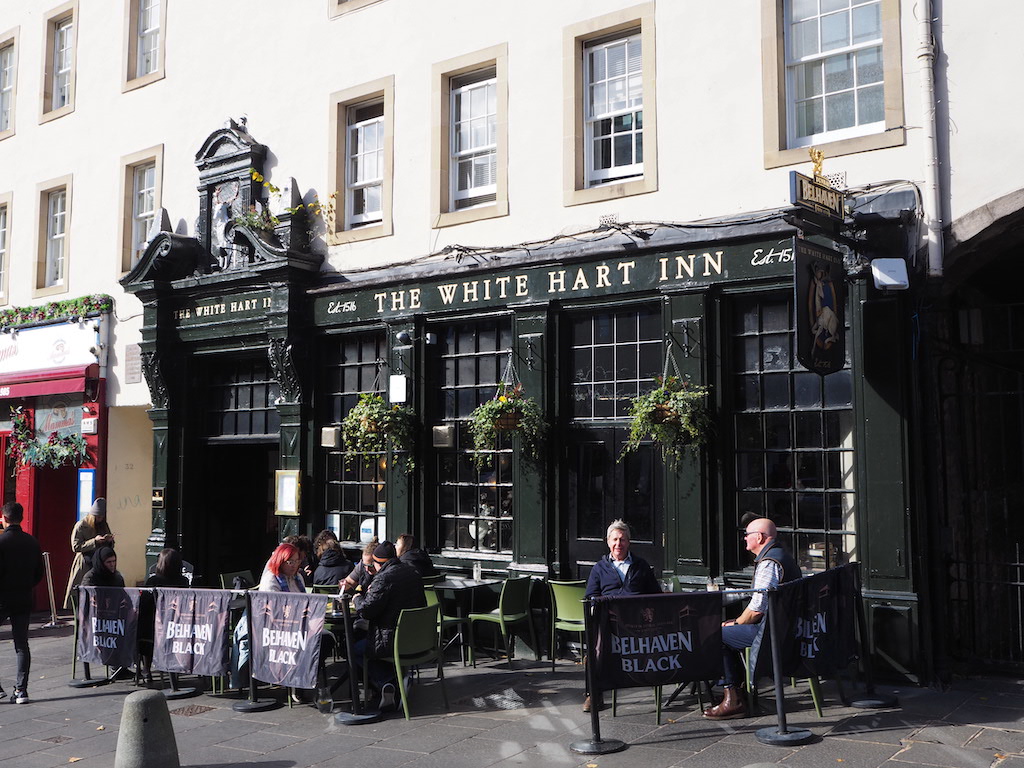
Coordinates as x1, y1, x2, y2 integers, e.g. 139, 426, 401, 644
432, 577, 501, 661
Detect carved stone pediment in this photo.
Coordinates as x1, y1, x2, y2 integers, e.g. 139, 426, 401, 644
120, 118, 322, 288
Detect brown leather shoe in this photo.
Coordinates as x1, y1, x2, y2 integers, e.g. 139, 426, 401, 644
702, 685, 749, 720
582, 695, 592, 713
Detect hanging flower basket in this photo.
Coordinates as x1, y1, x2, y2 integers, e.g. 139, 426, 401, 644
341, 393, 417, 473
620, 375, 712, 468
6, 407, 89, 470
651, 403, 679, 425
467, 382, 546, 470
494, 409, 523, 431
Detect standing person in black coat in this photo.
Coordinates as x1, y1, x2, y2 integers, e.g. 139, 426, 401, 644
395, 533, 437, 578
353, 541, 426, 711
0, 502, 44, 704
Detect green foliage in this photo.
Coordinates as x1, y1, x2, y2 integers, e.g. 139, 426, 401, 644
466, 383, 546, 470
6, 407, 89, 470
233, 204, 278, 233
340, 393, 417, 473
0, 294, 112, 328
620, 375, 712, 467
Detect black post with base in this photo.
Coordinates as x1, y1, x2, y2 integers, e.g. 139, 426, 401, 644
569, 597, 627, 756
232, 591, 281, 713
334, 592, 382, 725
755, 588, 815, 746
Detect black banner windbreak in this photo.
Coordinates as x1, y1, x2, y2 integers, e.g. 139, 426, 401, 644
770, 564, 859, 679
590, 592, 723, 692
249, 592, 328, 690
153, 588, 231, 677
77, 587, 140, 669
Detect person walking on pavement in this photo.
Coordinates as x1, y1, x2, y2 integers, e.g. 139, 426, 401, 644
0, 501, 45, 704
582, 519, 662, 712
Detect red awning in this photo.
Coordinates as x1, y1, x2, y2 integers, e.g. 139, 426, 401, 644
0, 364, 99, 399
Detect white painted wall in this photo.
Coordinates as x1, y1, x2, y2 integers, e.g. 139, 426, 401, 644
0, 0, 1020, 410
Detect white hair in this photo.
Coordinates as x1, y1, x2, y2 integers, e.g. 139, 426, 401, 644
606, 519, 630, 539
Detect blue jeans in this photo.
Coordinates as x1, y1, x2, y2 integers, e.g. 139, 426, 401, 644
0, 610, 31, 692
721, 623, 760, 687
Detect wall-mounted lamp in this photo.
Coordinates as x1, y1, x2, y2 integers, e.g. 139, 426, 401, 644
81, 405, 93, 414
320, 426, 342, 448
870, 258, 910, 291
395, 330, 437, 346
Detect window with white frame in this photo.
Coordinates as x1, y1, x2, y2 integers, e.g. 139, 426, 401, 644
584, 32, 643, 186
786, 0, 884, 147
346, 100, 384, 228
0, 202, 8, 296
52, 17, 73, 111
136, 0, 160, 78
45, 188, 66, 287
131, 162, 155, 265
450, 69, 496, 210
0, 43, 13, 133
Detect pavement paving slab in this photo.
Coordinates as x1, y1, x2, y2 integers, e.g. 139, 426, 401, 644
3, 611, 1024, 768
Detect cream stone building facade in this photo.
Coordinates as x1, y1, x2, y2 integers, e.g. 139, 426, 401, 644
0, 0, 1021, 680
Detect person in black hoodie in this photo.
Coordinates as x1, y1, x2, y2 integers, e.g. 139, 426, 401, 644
313, 539, 354, 585
81, 545, 126, 588
0, 502, 44, 704
395, 533, 437, 578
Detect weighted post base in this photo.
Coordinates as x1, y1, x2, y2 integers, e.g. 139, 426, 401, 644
755, 726, 815, 746
68, 678, 112, 689
162, 686, 200, 700
850, 692, 899, 709
569, 738, 627, 755
232, 698, 281, 712
334, 710, 383, 725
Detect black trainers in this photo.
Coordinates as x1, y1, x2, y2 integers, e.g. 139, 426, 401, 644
378, 683, 397, 712
13, 689, 29, 705
0, 687, 7, 701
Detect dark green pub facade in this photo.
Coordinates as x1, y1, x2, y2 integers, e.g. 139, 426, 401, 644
123, 123, 924, 682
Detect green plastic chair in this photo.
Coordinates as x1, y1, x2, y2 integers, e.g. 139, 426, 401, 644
744, 645, 823, 717
367, 603, 449, 720
219, 570, 255, 590
548, 580, 586, 672
468, 576, 539, 668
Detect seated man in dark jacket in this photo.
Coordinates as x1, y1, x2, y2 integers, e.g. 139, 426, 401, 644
583, 519, 662, 711
354, 541, 426, 711
395, 533, 437, 578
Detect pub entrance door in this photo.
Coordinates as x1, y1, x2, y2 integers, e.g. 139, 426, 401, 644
565, 425, 663, 578
186, 441, 279, 587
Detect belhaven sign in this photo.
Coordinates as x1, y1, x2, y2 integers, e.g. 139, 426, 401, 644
790, 171, 846, 222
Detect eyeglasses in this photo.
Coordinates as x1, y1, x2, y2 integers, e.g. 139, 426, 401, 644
741, 530, 761, 538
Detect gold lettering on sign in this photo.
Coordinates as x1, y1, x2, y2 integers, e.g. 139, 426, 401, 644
657, 252, 724, 281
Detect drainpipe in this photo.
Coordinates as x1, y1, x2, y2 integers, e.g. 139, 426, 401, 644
917, 0, 944, 277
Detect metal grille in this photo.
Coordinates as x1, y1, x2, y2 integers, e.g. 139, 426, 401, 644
943, 300, 1024, 669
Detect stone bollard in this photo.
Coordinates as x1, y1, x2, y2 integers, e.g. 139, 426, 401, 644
115, 689, 180, 768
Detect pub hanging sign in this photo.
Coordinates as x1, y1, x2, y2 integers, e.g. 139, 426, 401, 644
794, 238, 846, 376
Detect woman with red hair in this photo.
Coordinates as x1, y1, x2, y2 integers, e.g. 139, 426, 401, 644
257, 542, 305, 592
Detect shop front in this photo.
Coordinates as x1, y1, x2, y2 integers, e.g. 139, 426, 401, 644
308, 218, 916, 687
0, 312, 109, 610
